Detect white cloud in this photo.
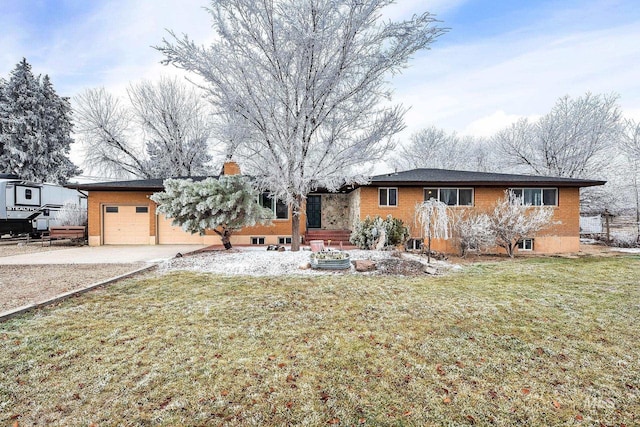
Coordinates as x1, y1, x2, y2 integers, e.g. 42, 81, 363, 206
392, 19, 640, 139
462, 110, 539, 137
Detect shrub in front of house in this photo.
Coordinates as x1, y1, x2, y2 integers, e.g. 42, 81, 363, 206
350, 215, 409, 249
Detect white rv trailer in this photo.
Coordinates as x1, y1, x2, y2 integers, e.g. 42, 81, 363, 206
0, 174, 86, 236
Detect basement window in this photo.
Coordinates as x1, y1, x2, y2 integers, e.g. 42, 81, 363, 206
278, 237, 292, 245
517, 238, 534, 251
406, 238, 423, 251
251, 237, 265, 245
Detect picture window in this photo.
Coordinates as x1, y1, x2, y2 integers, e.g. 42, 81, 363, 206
509, 188, 557, 206
423, 188, 473, 206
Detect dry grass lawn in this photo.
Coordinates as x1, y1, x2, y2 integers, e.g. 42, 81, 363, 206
1, 256, 639, 426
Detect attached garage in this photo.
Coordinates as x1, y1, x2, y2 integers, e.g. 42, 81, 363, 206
103, 205, 151, 245
157, 214, 205, 244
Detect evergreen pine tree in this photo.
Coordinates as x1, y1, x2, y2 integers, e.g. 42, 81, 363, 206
40, 75, 81, 182
0, 58, 81, 183
0, 77, 6, 162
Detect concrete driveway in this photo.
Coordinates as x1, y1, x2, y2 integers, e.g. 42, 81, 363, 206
0, 245, 206, 265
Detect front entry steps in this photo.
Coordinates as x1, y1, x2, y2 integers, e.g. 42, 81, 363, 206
304, 229, 351, 245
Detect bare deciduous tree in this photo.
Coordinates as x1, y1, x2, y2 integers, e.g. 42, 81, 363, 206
157, 0, 446, 250
393, 126, 495, 172
489, 191, 554, 257
452, 210, 495, 257
621, 119, 640, 235
75, 77, 214, 179
415, 199, 450, 263
495, 93, 622, 178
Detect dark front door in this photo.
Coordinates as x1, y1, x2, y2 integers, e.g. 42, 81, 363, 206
306, 195, 322, 228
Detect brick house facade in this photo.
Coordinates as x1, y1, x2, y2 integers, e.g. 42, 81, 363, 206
73, 164, 604, 254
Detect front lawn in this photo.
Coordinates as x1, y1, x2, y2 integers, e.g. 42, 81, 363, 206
1, 256, 638, 426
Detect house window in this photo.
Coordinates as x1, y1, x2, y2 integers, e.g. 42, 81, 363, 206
517, 238, 534, 251
423, 188, 473, 206
379, 188, 398, 207
105, 206, 118, 213
259, 193, 289, 219
136, 206, 148, 213
251, 237, 265, 245
278, 237, 292, 245
510, 188, 557, 206
406, 238, 423, 251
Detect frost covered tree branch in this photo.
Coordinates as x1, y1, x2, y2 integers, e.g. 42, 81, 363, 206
494, 93, 622, 179
74, 77, 215, 179
489, 191, 554, 257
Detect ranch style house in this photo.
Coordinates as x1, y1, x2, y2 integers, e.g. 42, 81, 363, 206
71, 162, 605, 254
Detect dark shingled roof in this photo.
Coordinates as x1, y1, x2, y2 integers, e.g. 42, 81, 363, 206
367, 169, 605, 188
68, 169, 606, 192
68, 176, 215, 191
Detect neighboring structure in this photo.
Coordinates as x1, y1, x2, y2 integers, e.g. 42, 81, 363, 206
0, 174, 86, 236
72, 164, 604, 254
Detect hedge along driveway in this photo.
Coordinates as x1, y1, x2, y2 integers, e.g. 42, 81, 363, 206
0, 256, 639, 426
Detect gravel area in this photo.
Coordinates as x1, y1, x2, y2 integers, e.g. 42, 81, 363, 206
0, 240, 79, 258
160, 247, 457, 276
0, 263, 146, 313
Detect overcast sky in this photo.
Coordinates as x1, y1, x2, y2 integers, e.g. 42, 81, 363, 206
2, 0, 640, 174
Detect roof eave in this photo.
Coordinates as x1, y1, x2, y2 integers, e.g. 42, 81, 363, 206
365, 180, 607, 188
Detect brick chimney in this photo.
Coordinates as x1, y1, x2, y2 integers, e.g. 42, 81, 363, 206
222, 161, 241, 176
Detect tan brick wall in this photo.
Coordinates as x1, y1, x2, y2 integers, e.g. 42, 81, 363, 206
358, 186, 582, 254
87, 190, 304, 245
87, 191, 157, 246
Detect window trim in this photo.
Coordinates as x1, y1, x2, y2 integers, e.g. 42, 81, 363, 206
378, 187, 398, 207
423, 187, 474, 207
517, 238, 534, 251
509, 188, 558, 207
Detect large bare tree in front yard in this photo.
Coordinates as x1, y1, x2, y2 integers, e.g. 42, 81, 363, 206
157, 0, 445, 250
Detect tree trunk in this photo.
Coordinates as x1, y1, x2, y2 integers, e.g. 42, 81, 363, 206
507, 242, 515, 258
215, 227, 233, 250
291, 194, 303, 251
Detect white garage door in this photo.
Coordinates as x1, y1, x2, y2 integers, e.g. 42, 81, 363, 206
103, 205, 150, 245
157, 214, 205, 244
